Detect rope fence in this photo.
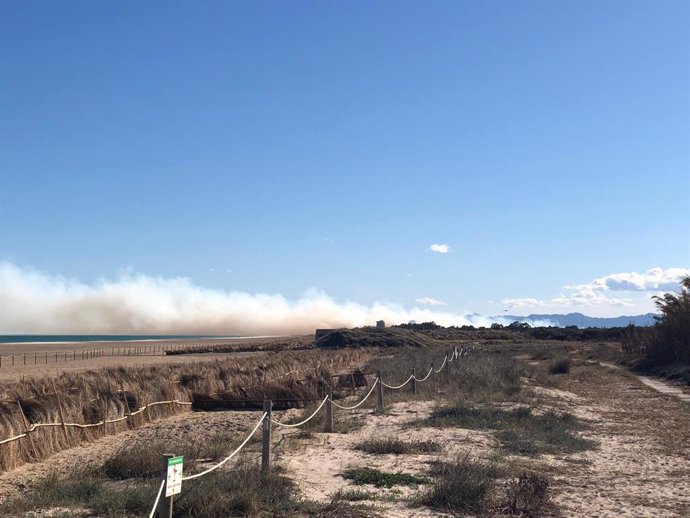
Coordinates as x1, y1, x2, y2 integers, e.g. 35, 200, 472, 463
146, 344, 470, 517
0, 342, 471, 516
0, 399, 193, 446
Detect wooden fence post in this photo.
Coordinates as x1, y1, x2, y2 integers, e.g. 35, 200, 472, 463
324, 387, 333, 433
261, 400, 272, 476
122, 384, 132, 429
159, 453, 174, 518
16, 401, 39, 460
375, 370, 384, 412
102, 399, 108, 437
51, 380, 69, 442
411, 367, 417, 395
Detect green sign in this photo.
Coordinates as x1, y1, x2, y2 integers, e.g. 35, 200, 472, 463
166, 456, 184, 497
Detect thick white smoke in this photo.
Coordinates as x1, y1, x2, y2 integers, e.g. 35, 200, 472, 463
0, 262, 524, 335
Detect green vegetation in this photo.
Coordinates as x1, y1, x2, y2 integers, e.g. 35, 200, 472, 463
623, 277, 690, 383
341, 467, 429, 488
624, 277, 690, 364
0, 462, 376, 518
354, 437, 441, 455
421, 405, 594, 456
337, 489, 374, 501
421, 454, 551, 516
0, 470, 158, 517
102, 433, 251, 480
421, 455, 501, 513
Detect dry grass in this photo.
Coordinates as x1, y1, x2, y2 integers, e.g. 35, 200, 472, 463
0, 348, 371, 473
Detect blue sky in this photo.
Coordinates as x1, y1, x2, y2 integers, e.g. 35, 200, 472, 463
1, 1, 689, 332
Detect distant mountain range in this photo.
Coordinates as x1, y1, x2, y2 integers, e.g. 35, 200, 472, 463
497, 312, 658, 328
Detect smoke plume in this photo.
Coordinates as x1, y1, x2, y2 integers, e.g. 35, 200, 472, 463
0, 262, 512, 335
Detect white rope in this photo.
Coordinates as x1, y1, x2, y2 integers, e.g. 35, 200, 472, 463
270, 396, 329, 428
0, 434, 25, 445
182, 412, 267, 481
148, 480, 166, 518
434, 356, 448, 373
381, 374, 414, 390
331, 378, 379, 410
412, 367, 433, 383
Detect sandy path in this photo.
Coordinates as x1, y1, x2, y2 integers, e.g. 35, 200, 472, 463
598, 362, 690, 403
541, 363, 690, 517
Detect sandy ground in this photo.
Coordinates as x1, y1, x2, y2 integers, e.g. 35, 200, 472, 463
0, 336, 309, 381
529, 363, 690, 517
275, 400, 494, 518
0, 356, 688, 517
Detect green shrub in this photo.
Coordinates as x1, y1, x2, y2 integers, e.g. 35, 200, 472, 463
421, 405, 595, 456
549, 356, 571, 374
342, 467, 429, 488
421, 455, 500, 512
354, 438, 441, 455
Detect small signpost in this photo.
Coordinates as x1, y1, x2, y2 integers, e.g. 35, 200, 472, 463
165, 456, 184, 497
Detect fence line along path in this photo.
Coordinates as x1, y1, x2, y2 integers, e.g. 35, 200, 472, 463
147, 346, 469, 517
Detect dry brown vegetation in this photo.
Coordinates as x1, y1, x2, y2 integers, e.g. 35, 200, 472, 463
0, 348, 371, 473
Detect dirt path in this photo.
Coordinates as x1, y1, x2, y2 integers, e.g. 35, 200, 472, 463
598, 362, 690, 403
543, 363, 690, 517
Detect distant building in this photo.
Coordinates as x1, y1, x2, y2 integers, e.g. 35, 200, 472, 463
376, 320, 385, 328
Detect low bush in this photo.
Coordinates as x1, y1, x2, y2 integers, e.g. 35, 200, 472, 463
549, 356, 571, 374
0, 469, 158, 517
420, 405, 594, 456
173, 463, 295, 517
341, 467, 429, 488
506, 472, 550, 515
421, 454, 500, 513
354, 437, 441, 455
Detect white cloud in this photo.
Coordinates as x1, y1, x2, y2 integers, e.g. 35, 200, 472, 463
415, 297, 448, 306
565, 267, 690, 293
429, 244, 450, 254
0, 262, 524, 335
502, 267, 689, 312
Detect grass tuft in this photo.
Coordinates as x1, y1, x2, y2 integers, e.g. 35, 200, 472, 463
342, 467, 429, 488
421, 454, 500, 513
421, 405, 594, 456
549, 356, 571, 374
354, 437, 441, 455
506, 472, 550, 515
